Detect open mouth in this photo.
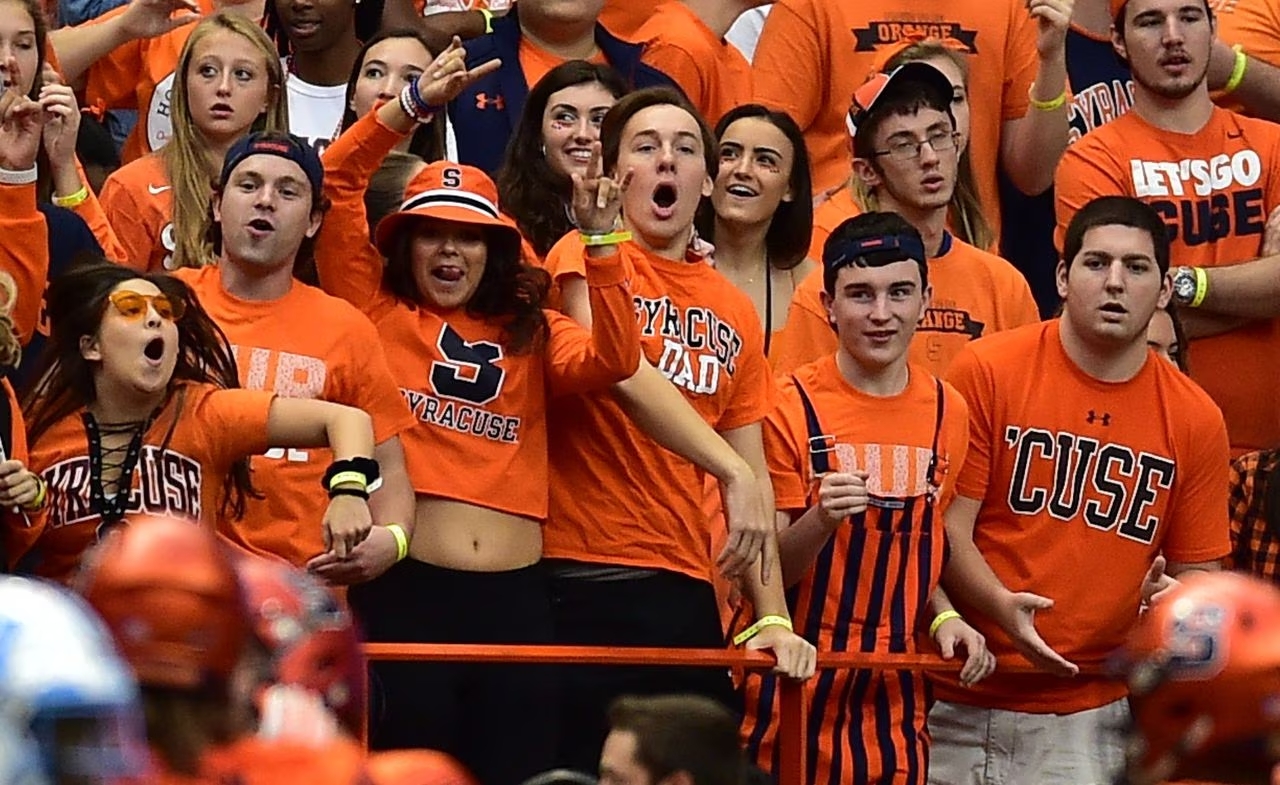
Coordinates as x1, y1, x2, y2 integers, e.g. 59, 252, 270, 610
1100, 303, 1127, 315
1160, 53, 1191, 67
725, 184, 757, 197
248, 218, 274, 233
144, 337, 165, 362
565, 148, 593, 163
652, 184, 678, 209
432, 266, 464, 283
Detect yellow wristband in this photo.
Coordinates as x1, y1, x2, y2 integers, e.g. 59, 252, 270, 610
51, 186, 89, 208
580, 230, 632, 247
22, 477, 47, 512
1028, 84, 1068, 112
1224, 44, 1248, 94
478, 7, 494, 34
328, 471, 367, 491
732, 614, 793, 646
1190, 266, 1209, 308
929, 609, 963, 638
385, 523, 409, 562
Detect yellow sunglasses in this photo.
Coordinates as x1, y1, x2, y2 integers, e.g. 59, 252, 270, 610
107, 291, 186, 322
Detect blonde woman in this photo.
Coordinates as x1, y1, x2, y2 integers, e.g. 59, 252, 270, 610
97, 11, 287, 271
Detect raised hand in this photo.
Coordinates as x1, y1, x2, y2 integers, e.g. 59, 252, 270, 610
412, 36, 502, 109
1028, 0, 1074, 58
38, 80, 81, 172
0, 59, 43, 172
119, 0, 200, 41
571, 142, 631, 235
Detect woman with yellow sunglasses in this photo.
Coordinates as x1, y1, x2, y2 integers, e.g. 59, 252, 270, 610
14, 261, 381, 584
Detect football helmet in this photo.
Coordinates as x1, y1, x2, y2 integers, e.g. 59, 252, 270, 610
0, 576, 148, 783
1118, 571, 1280, 784
75, 516, 251, 690
235, 555, 367, 736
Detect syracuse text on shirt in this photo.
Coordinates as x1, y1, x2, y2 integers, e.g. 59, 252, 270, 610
1003, 425, 1176, 546
1129, 150, 1266, 246
401, 323, 521, 445
43, 448, 204, 529
635, 295, 744, 396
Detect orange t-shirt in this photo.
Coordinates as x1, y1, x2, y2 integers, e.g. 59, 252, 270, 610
743, 355, 968, 773
416, 0, 499, 15
1213, 0, 1280, 68
315, 111, 642, 520
78, 0, 210, 164
517, 36, 608, 92
938, 320, 1231, 714
750, 0, 1039, 234
0, 182, 49, 346
770, 233, 1040, 376
598, 0, 661, 41
635, 2, 752, 126
1054, 106, 1280, 453
25, 383, 275, 585
175, 266, 415, 566
543, 234, 775, 581
98, 153, 175, 272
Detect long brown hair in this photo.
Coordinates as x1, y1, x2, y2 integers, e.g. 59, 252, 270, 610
496, 61, 629, 258
23, 261, 258, 519
859, 42, 994, 252
164, 12, 288, 269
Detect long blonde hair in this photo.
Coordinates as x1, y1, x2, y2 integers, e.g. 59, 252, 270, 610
164, 12, 288, 269
854, 41, 995, 252
0, 272, 21, 370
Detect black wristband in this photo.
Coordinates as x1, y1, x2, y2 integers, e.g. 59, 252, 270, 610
322, 457, 381, 492
328, 485, 370, 501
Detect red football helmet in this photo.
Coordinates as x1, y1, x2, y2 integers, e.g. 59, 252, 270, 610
234, 555, 367, 736
1119, 571, 1280, 784
75, 516, 250, 690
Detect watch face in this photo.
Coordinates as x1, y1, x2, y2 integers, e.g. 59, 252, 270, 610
1173, 270, 1196, 302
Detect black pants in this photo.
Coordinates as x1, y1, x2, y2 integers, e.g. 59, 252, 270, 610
349, 559, 558, 785
549, 568, 740, 774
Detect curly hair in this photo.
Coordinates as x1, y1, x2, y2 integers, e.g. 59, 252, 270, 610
23, 260, 258, 520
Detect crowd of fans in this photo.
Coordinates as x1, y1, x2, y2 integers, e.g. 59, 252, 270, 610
3, 0, 1280, 783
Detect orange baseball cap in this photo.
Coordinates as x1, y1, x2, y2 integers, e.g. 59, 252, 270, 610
846, 61, 955, 139
374, 161, 522, 255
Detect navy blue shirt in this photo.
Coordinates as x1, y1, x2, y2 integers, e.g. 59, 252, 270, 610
1000, 27, 1134, 317
450, 8, 678, 175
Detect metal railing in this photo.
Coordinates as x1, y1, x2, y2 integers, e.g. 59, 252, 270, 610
363, 643, 968, 785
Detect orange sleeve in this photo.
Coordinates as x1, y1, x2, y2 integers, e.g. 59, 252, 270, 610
199, 389, 276, 468
945, 343, 997, 501
1007, 271, 1042, 327
1163, 404, 1233, 565
69, 159, 128, 264
1, 379, 42, 569
1001, 3, 1039, 121
1216, 0, 1280, 67
936, 382, 972, 512
763, 380, 810, 513
641, 39, 710, 117
80, 9, 145, 112
98, 171, 156, 271
715, 300, 774, 432
0, 182, 50, 346
544, 250, 642, 397
769, 282, 836, 375
1053, 139, 1127, 251
331, 313, 415, 444
316, 111, 401, 312
751, 0, 825, 131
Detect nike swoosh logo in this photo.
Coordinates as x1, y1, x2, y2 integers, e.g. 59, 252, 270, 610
147, 184, 172, 194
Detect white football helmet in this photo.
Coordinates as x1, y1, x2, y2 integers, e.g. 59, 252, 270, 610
0, 576, 148, 783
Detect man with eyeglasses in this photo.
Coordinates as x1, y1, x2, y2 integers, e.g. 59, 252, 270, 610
772, 62, 1040, 377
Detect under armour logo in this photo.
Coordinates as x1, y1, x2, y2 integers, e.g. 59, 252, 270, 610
475, 92, 505, 111
1086, 410, 1112, 426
